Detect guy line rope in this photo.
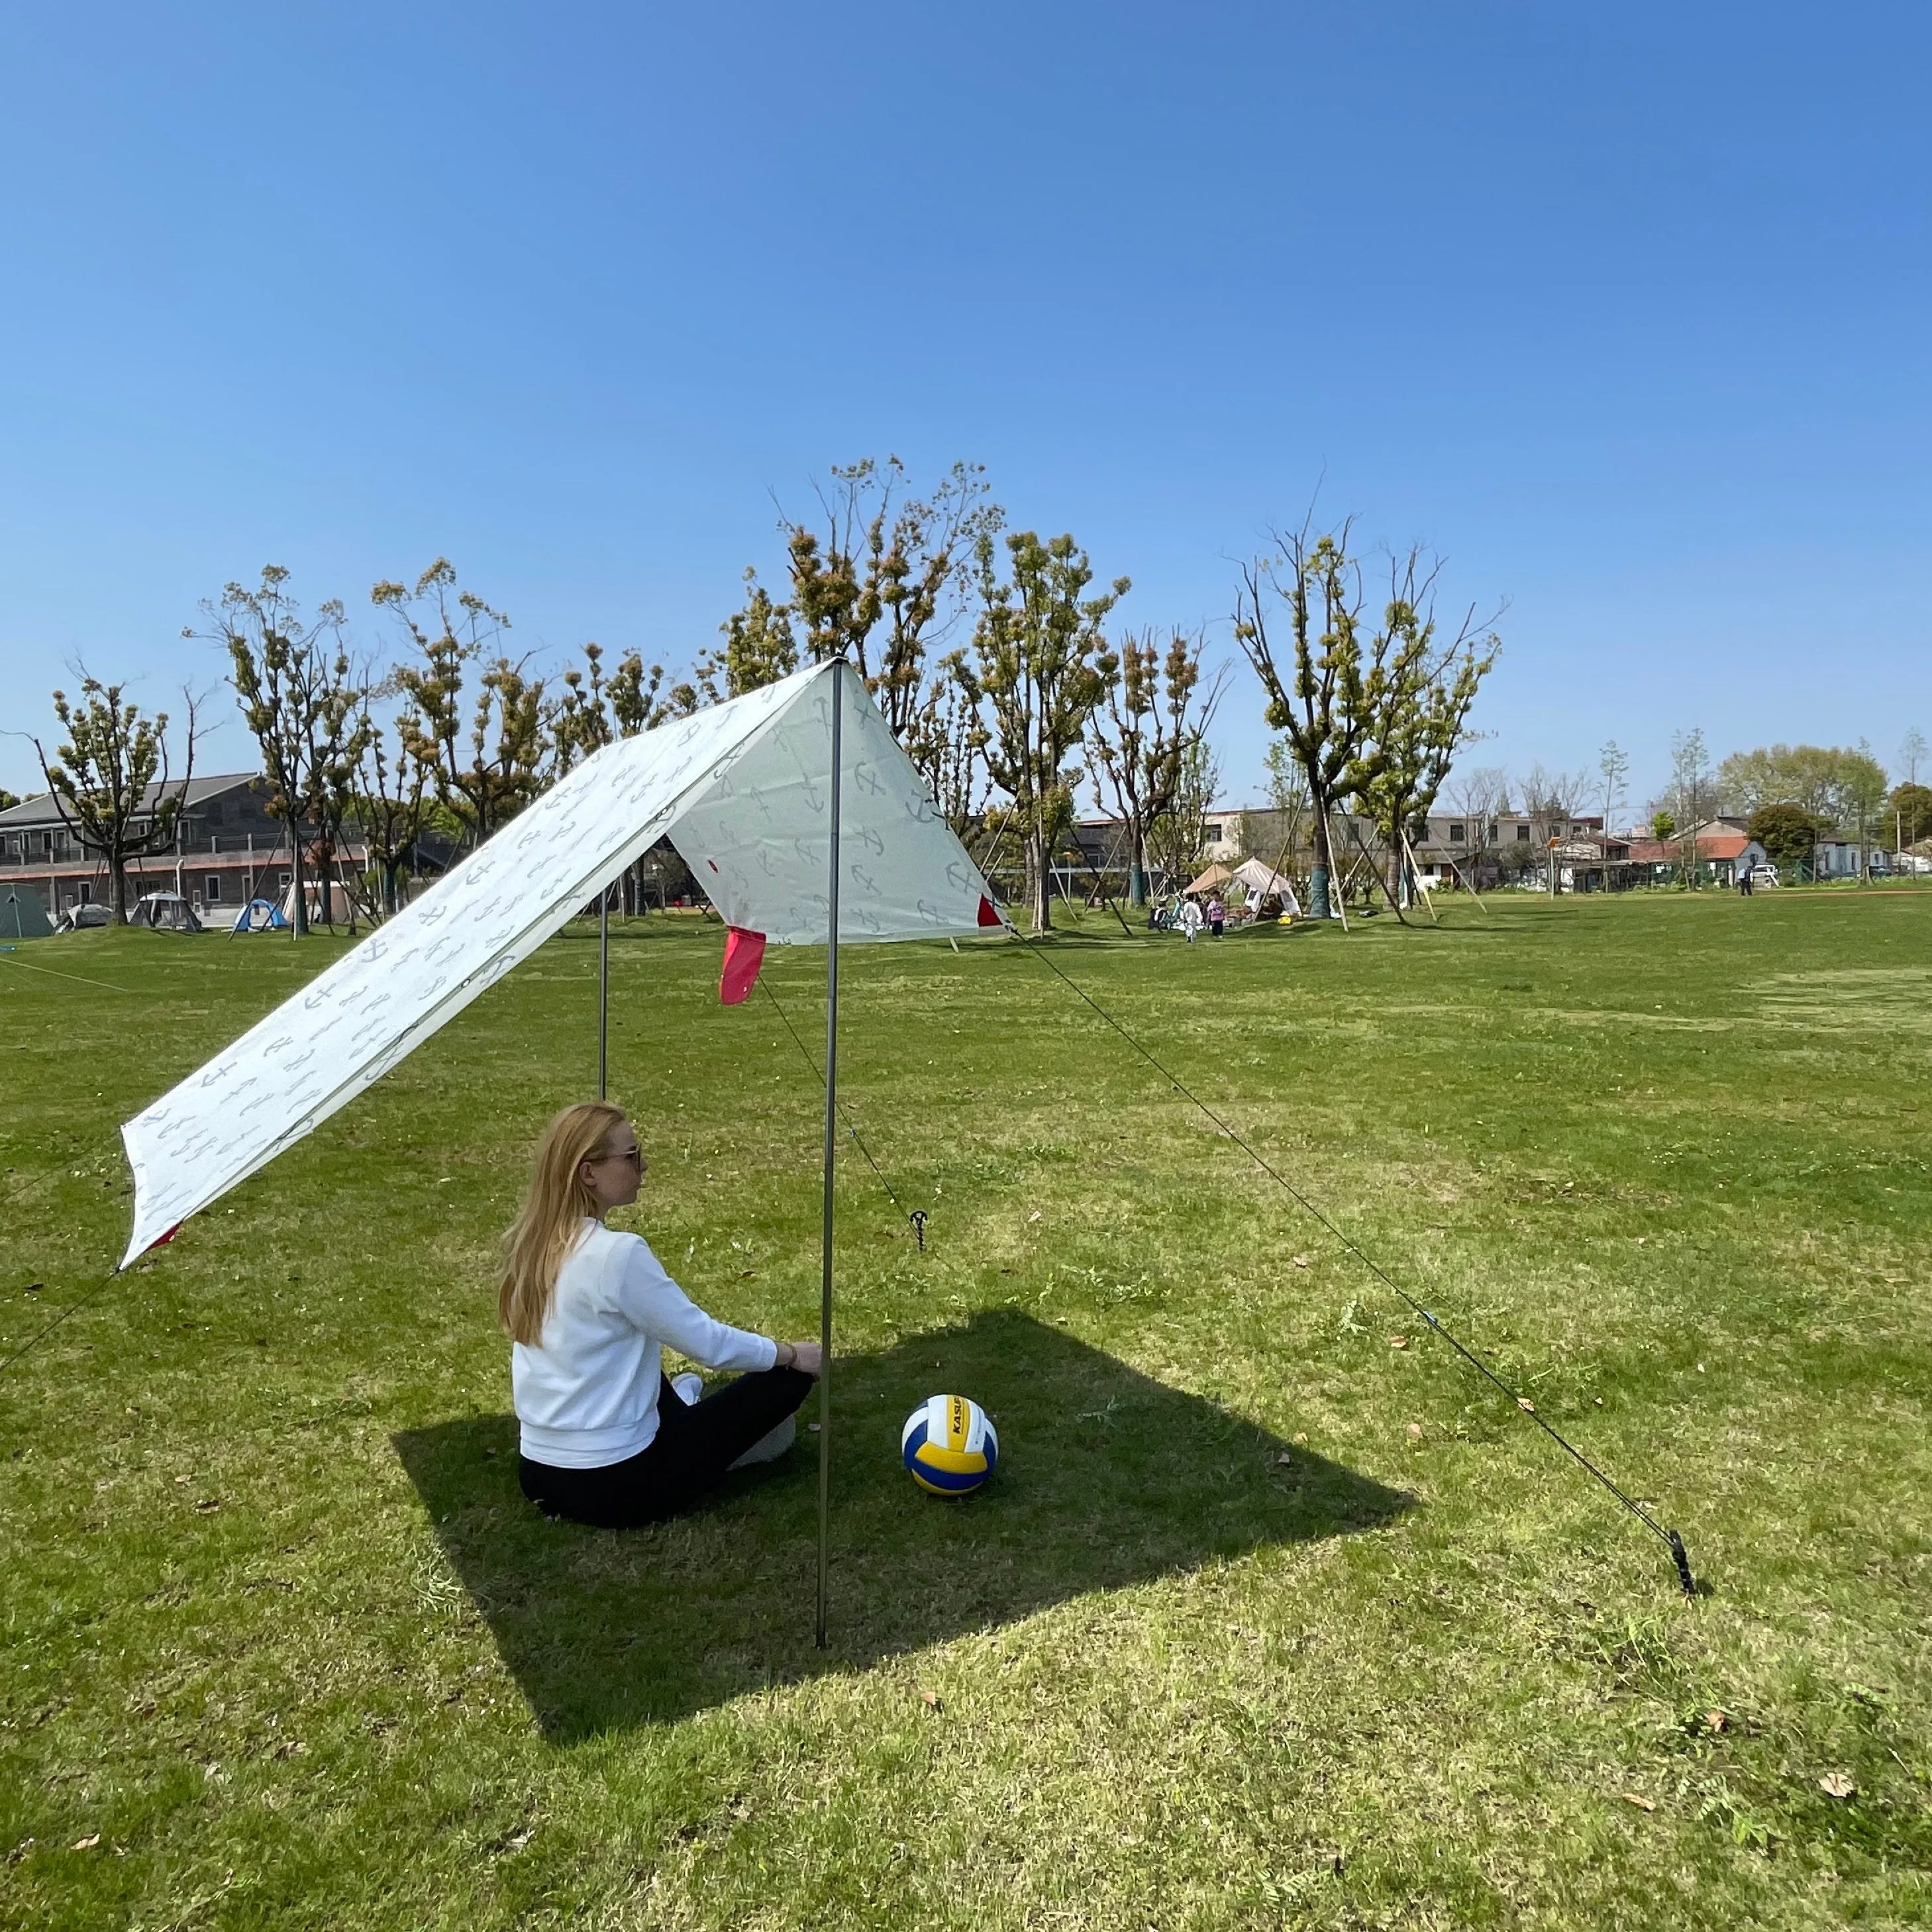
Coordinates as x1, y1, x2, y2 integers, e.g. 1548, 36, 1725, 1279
1013, 933, 1699, 1599
762, 915, 1700, 1602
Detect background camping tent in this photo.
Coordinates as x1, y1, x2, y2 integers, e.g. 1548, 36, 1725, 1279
232, 897, 290, 933
119, 658, 997, 1268
279, 879, 353, 927
1, 889, 53, 940
54, 903, 110, 933
129, 893, 203, 933
1184, 862, 1233, 897
1229, 856, 1302, 917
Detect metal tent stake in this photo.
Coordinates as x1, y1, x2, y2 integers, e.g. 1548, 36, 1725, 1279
597, 889, 609, 1100
817, 664, 843, 1650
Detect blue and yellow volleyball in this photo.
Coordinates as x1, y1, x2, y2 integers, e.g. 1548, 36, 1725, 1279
901, 1394, 998, 1496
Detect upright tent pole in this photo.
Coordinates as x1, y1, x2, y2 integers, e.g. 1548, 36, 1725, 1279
597, 889, 610, 1099
817, 662, 844, 1650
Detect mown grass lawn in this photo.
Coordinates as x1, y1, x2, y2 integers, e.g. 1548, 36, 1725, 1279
2, 886, 1929, 1929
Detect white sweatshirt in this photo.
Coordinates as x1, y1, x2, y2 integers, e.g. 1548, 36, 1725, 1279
512, 1219, 778, 1468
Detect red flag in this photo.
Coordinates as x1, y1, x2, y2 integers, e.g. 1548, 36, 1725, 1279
719, 926, 767, 1005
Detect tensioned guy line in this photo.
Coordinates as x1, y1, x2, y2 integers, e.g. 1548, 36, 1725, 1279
759, 976, 925, 1244
1013, 931, 1700, 1599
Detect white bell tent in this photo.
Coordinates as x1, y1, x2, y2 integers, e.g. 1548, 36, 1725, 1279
119, 658, 1001, 1643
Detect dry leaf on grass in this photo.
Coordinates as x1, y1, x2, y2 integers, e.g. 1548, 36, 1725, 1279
72, 1834, 101, 1851
1819, 1772, 1856, 1799
1405, 1422, 1423, 1441
1620, 1794, 1654, 1813
1517, 1397, 1536, 1412
1388, 1335, 1408, 1349
1291, 1255, 1310, 1269
1276, 1452, 1295, 1466
1705, 1710, 1729, 1733
921, 1690, 942, 1712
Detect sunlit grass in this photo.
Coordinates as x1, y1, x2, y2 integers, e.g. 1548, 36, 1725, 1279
2, 888, 1928, 1927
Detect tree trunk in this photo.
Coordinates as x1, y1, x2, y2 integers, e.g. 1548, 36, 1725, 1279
1307, 799, 1335, 919
1028, 824, 1052, 933
290, 828, 309, 938
109, 854, 130, 925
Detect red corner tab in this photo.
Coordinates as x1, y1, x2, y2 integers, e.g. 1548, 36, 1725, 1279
976, 894, 1002, 928
719, 926, 767, 1005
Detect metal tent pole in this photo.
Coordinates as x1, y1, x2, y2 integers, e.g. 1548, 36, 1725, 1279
816, 662, 844, 1650
597, 889, 609, 1099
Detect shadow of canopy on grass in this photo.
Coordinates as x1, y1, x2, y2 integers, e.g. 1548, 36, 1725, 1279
393, 1309, 1409, 1740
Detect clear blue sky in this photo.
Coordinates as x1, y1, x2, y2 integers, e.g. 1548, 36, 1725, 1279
3, 2, 1928, 815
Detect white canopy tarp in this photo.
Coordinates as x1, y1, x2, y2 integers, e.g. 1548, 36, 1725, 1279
119, 660, 997, 1268
1229, 857, 1301, 915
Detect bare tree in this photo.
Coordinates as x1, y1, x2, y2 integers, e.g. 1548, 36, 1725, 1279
1086, 627, 1223, 905
32, 668, 201, 923
703, 573, 799, 700
725, 457, 1001, 730
372, 562, 546, 850
1448, 764, 1511, 884
194, 566, 361, 937
607, 650, 682, 736
344, 671, 432, 917
1260, 738, 1313, 877
1519, 761, 1592, 820
903, 650, 990, 840
958, 529, 1128, 932
1145, 737, 1222, 888
1666, 729, 1713, 887
1345, 552, 1500, 917
1598, 740, 1631, 836
1234, 521, 1394, 919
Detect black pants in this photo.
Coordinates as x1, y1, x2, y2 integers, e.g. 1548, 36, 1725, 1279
519, 1368, 815, 1529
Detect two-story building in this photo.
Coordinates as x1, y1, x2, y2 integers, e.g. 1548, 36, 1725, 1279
0, 776, 366, 920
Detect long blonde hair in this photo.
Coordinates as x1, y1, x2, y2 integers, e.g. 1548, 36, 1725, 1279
500, 1101, 628, 1345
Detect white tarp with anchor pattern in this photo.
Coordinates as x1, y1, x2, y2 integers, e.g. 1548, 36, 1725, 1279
118, 660, 999, 1268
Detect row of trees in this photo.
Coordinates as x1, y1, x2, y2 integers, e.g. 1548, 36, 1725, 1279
1430, 730, 1928, 889
1651, 731, 1920, 880
26, 464, 1505, 933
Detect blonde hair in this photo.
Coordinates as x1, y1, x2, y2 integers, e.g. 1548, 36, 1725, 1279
500, 1101, 628, 1345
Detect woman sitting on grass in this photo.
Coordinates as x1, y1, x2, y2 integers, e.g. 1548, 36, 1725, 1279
501, 1101, 821, 1528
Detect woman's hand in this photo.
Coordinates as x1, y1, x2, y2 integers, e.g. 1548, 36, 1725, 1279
781, 1341, 824, 1378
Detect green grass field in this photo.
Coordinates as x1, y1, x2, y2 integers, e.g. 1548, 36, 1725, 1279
3, 888, 1929, 1929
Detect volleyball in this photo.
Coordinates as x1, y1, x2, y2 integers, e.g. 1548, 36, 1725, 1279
901, 1394, 998, 1496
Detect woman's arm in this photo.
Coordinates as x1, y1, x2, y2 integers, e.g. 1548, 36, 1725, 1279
613, 1239, 821, 1375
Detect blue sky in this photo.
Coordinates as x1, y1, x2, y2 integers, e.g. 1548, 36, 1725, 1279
2, 2, 1927, 815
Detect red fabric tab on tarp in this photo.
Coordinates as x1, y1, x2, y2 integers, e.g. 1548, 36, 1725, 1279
977, 894, 1002, 928
719, 926, 767, 1005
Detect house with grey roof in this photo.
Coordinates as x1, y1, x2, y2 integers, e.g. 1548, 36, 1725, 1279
0, 774, 365, 921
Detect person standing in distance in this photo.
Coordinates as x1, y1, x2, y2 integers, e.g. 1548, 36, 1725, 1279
503, 1101, 820, 1527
